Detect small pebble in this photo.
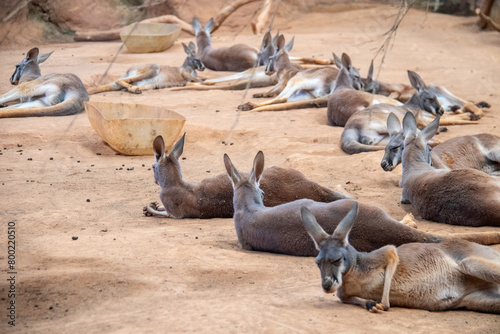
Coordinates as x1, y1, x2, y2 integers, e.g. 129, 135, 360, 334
72, 236, 78, 240
50, 157, 53, 160
86, 199, 91, 202
96, 153, 101, 155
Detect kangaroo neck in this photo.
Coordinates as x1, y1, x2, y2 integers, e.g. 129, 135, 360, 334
233, 183, 264, 212
333, 68, 352, 91
196, 33, 212, 53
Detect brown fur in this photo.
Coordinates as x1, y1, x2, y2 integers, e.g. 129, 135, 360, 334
401, 113, 500, 226
144, 135, 349, 219
224, 151, 500, 257
302, 204, 500, 313
193, 17, 258, 72
0, 48, 88, 118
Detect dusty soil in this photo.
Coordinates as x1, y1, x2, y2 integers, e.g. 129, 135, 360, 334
1, 4, 500, 333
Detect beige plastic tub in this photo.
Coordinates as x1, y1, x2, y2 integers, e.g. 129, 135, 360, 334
120, 22, 181, 53
85, 101, 186, 156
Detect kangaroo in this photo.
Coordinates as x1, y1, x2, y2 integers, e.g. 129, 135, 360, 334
340, 70, 478, 155
174, 31, 333, 92
327, 54, 402, 127
364, 60, 488, 117
144, 134, 350, 219
301, 202, 500, 313
400, 112, 500, 226
381, 112, 500, 174
223, 151, 500, 256
192, 17, 259, 72
170, 32, 279, 92
0, 47, 88, 118
238, 35, 342, 111
87, 42, 204, 95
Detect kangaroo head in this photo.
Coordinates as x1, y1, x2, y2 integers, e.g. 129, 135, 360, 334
381, 112, 404, 171
182, 42, 205, 72
265, 35, 293, 75
301, 202, 359, 293
257, 31, 276, 66
152, 134, 185, 187
224, 151, 265, 204
10, 47, 53, 85
407, 71, 444, 116
333, 53, 364, 91
402, 112, 439, 166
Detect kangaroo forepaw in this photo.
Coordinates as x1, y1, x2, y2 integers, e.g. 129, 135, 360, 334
400, 213, 418, 229
476, 101, 490, 108
238, 102, 256, 111
469, 113, 481, 121
128, 86, 142, 94
366, 301, 386, 313
143, 206, 153, 217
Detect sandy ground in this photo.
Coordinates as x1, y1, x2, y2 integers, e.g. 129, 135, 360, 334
1, 4, 500, 333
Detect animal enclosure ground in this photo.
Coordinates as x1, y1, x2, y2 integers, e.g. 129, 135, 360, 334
0, 4, 499, 333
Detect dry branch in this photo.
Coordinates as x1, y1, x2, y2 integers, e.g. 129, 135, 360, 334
476, 8, 500, 32
212, 0, 261, 33
73, 0, 262, 41
251, 0, 274, 34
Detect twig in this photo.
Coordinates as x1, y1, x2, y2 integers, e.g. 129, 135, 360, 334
476, 8, 500, 32
372, 0, 418, 79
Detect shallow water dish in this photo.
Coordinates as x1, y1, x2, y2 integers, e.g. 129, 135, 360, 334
120, 22, 181, 53
85, 101, 186, 156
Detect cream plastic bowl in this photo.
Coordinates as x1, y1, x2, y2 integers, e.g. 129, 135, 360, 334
120, 22, 181, 53
85, 101, 186, 156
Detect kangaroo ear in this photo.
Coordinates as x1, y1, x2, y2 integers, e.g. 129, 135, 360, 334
402, 112, 418, 141
284, 36, 294, 53
387, 112, 402, 137
26, 48, 39, 62
182, 43, 190, 55
341, 53, 352, 70
224, 153, 241, 186
332, 53, 341, 68
249, 151, 265, 186
272, 31, 280, 46
188, 41, 196, 52
262, 31, 272, 48
332, 202, 359, 247
37, 51, 53, 64
153, 136, 165, 161
192, 17, 202, 34
301, 206, 330, 250
276, 35, 285, 51
170, 133, 185, 160
367, 59, 374, 84
419, 116, 440, 143
205, 18, 215, 33
408, 70, 426, 93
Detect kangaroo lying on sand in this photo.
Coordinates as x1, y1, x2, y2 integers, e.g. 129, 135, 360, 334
192, 17, 259, 72
144, 134, 350, 219
0, 47, 88, 118
87, 42, 205, 95
301, 202, 500, 313
223, 151, 500, 256
381, 112, 500, 174
400, 112, 500, 227
364, 59, 489, 117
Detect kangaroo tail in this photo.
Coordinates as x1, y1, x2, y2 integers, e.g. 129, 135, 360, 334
340, 128, 386, 155
0, 99, 85, 118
